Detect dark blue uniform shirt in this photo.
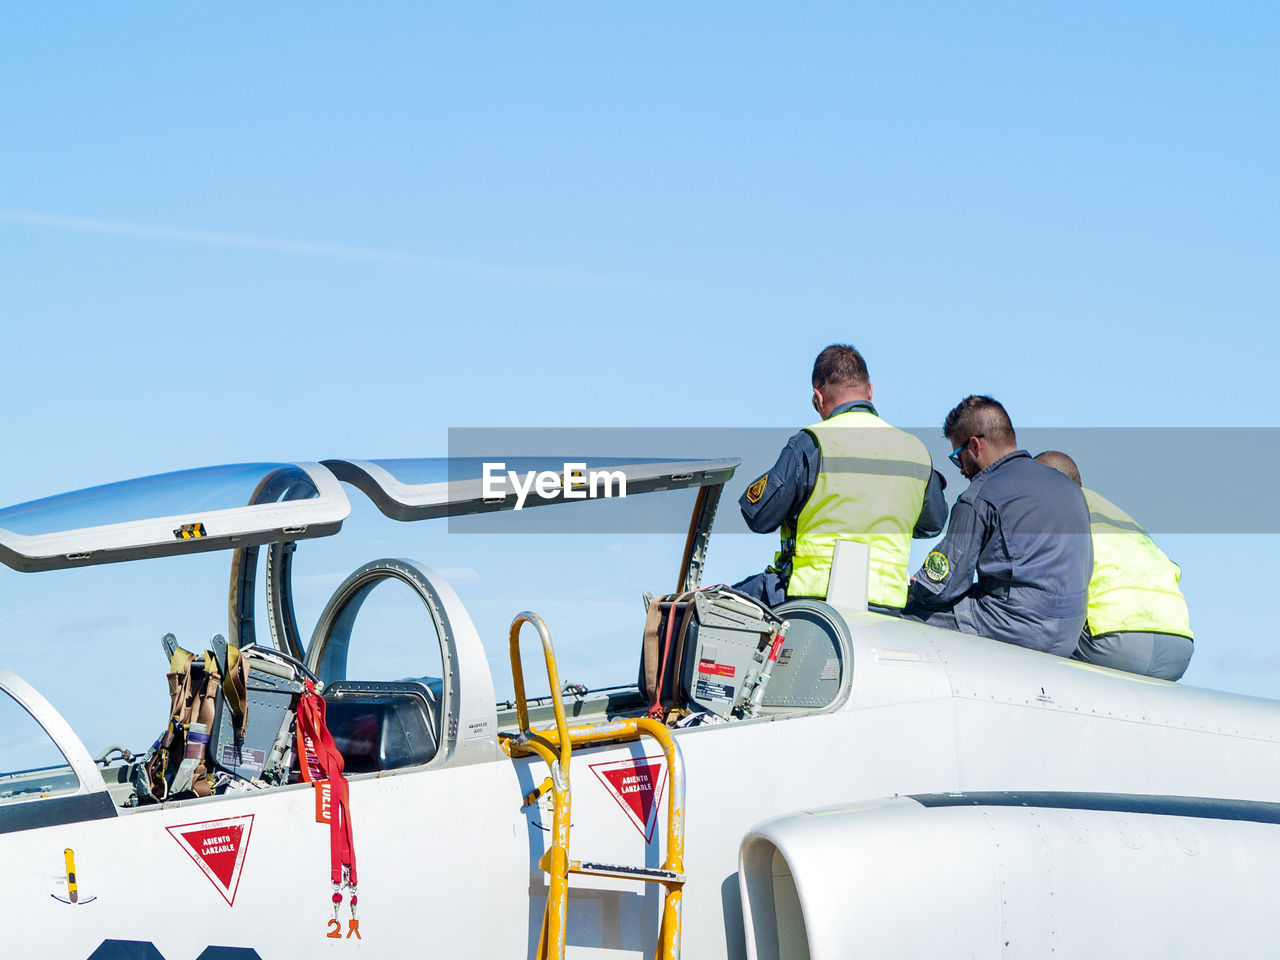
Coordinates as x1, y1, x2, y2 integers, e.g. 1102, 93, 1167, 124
907, 450, 1092, 656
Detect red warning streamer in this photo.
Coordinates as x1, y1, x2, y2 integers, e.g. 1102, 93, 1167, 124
295, 679, 357, 889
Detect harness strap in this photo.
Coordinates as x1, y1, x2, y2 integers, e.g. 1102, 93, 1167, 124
142, 639, 252, 803
148, 647, 227, 797
170, 722, 212, 796
169, 654, 221, 795
191, 652, 221, 728
221, 646, 250, 737
164, 649, 196, 737
670, 601, 698, 703
146, 649, 196, 799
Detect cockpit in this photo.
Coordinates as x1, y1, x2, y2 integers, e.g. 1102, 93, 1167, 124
0, 455, 854, 825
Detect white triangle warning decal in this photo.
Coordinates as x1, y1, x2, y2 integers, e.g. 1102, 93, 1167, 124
589, 755, 668, 843
166, 814, 255, 906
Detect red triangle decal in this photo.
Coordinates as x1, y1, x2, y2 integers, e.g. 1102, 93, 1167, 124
589, 756, 668, 842
166, 815, 255, 906
601, 763, 662, 826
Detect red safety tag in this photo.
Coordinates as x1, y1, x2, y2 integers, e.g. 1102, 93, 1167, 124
314, 781, 332, 824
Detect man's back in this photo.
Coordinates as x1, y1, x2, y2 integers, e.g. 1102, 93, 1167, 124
791, 408, 933, 606
943, 452, 1092, 655
1083, 487, 1192, 638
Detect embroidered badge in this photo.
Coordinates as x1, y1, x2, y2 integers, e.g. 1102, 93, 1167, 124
924, 551, 949, 582
745, 475, 768, 504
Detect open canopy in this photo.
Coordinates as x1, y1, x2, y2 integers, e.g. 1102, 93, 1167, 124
0, 463, 348, 572
323, 457, 740, 522
0, 457, 741, 572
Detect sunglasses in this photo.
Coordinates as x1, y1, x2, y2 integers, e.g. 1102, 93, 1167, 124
948, 434, 983, 469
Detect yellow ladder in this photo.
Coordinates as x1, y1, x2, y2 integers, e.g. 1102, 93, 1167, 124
503, 612, 686, 960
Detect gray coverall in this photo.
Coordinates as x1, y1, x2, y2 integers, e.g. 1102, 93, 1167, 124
904, 450, 1092, 657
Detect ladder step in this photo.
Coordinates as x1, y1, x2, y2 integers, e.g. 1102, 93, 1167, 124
569, 860, 686, 884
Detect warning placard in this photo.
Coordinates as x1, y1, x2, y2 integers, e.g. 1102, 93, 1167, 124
166, 815, 255, 906
695, 678, 734, 702
698, 660, 735, 677
589, 755, 668, 843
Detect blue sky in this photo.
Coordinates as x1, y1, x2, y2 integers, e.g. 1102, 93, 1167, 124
1, 2, 1278, 737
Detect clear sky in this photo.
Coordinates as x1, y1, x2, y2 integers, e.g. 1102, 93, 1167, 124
1, 2, 1278, 739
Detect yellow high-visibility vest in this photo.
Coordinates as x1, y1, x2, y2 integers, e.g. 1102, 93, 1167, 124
786, 410, 932, 608
1085, 487, 1193, 638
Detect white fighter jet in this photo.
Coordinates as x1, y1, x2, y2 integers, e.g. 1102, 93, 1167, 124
2, 456, 1279, 960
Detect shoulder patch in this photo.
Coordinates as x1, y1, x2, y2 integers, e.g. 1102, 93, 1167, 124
924, 551, 949, 582
745, 475, 768, 504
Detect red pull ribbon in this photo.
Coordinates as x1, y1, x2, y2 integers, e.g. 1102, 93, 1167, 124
296, 680, 357, 888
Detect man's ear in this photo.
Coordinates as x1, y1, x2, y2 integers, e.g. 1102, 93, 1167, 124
971, 434, 987, 465
867, 382, 875, 403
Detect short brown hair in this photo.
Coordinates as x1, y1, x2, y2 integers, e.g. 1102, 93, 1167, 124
811, 344, 869, 390
943, 395, 1016, 447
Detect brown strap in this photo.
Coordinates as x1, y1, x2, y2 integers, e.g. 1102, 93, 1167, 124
641, 597, 667, 702
155, 651, 223, 797
190, 655, 221, 730
669, 602, 698, 702
221, 648, 250, 737
149, 658, 191, 799
165, 651, 195, 726
145, 749, 168, 800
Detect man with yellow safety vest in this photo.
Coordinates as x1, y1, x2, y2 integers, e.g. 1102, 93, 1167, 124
902, 396, 1092, 657
1035, 450, 1194, 681
733, 344, 947, 613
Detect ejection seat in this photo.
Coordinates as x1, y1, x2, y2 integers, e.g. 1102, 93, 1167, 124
637, 541, 864, 724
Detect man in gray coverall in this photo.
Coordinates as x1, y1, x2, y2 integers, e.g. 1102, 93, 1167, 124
902, 396, 1093, 657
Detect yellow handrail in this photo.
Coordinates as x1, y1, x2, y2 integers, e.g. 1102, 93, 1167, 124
508, 612, 571, 771
505, 612, 686, 960
508, 612, 573, 960
504, 715, 687, 960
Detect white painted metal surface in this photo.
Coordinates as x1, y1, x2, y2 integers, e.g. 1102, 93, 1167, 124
743, 796, 1280, 959
3, 460, 1280, 960
8, 604, 1280, 959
